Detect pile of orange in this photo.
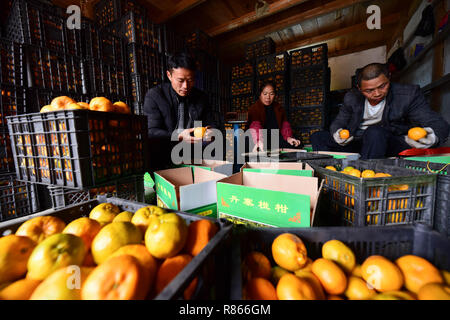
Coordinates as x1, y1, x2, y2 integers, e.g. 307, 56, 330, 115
0, 203, 218, 300
40, 96, 131, 114
242, 234, 450, 300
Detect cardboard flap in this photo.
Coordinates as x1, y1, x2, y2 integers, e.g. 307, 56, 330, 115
310, 179, 325, 226
193, 167, 227, 184
180, 179, 219, 211
242, 171, 318, 209
217, 172, 243, 185
155, 167, 193, 187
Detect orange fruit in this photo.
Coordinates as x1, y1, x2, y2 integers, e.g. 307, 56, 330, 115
63, 217, 102, 250
193, 127, 207, 138
113, 211, 134, 222
51, 96, 76, 110
109, 244, 158, 297
373, 291, 417, 300
82, 251, 96, 267
40, 105, 55, 113
91, 222, 142, 265
113, 101, 131, 114
77, 102, 90, 109
342, 166, 355, 174
295, 270, 326, 300
408, 127, 427, 141
244, 277, 278, 300
361, 255, 404, 292
144, 213, 188, 259
272, 233, 308, 272
417, 283, 450, 300
0, 235, 36, 283
155, 254, 198, 300
30, 266, 93, 300
344, 276, 376, 300
395, 255, 443, 294
311, 258, 347, 295
184, 219, 218, 257
441, 270, 450, 285
81, 254, 148, 300
131, 205, 166, 234
276, 273, 317, 300
325, 166, 337, 171
89, 97, 114, 112
339, 129, 350, 140
271, 266, 291, 286
243, 251, 272, 281
294, 257, 314, 273
328, 295, 345, 300
351, 264, 362, 278
0, 278, 42, 300
16, 216, 66, 244
348, 169, 361, 178
65, 103, 84, 110
374, 172, 391, 178
27, 233, 86, 280
88, 203, 121, 225
322, 239, 356, 274
361, 170, 376, 178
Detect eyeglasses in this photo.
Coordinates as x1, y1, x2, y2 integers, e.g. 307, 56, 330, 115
360, 81, 389, 95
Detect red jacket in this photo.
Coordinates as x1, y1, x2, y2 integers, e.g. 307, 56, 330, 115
247, 100, 293, 144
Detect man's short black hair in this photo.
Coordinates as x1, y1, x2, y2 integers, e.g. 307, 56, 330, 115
167, 52, 197, 73
357, 63, 390, 87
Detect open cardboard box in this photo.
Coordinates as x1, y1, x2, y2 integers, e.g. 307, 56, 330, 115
240, 162, 314, 176
154, 166, 227, 218
178, 159, 235, 176
216, 170, 323, 228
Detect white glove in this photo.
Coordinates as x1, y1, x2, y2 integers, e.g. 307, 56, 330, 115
333, 128, 354, 146
252, 140, 265, 153
404, 127, 438, 149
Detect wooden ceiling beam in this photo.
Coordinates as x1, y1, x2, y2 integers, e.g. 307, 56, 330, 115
277, 12, 401, 52
328, 40, 388, 58
206, 0, 309, 37
218, 0, 368, 47
154, 0, 207, 23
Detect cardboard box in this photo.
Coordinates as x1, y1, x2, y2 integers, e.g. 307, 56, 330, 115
217, 171, 323, 228
178, 159, 235, 176
240, 162, 314, 177
316, 151, 360, 160
154, 167, 226, 218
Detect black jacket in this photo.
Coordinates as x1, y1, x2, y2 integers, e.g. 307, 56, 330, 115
143, 82, 215, 139
330, 83, 449, 144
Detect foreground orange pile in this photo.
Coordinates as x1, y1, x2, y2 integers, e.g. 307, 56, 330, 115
242, 234, 450, 300
0, 203, 218, 300
40, 96, 131, 114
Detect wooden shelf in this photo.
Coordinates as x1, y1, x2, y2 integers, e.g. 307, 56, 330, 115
421, 72, 450, 92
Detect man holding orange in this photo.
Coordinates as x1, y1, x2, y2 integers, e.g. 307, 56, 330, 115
311, 63, 449, 159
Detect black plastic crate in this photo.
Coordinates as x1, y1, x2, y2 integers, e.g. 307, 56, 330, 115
26, 88, 86, 113
245, 38, 275, 61
369, 158, 450, 237
185, 29, 216, 56
130, 74, 160, 104
0, 38, 24, 86
6, 0, 66, 53
0, 173, 39, 222
48, 174, 144, 209
290, 43, 328, 69
251, 151, 333, 163
255, 52, 289, 76
231, 61, 254, 81
231, 77, 254, 96
94, 0, 147, 28
0, 196, 233, 300
85, 60, 128, 98
229, 223, 450, 299
290, 64, 328, 89
99, 32, 127, 70
160, 24, 185, 55
256, 72, 286, 94
231, 94, 254, 113
0, 129, 14, 173
127, 43, 163, 80
7, 109, 148, 189
25, 45, 87, 94
306, 159, 437, 228
292, 126, 322, 145
80, 19, 101, 59
290, 86, 326, 107
289, 105, 327, 128
0, 84, 26, 129
110, 12, 159, 49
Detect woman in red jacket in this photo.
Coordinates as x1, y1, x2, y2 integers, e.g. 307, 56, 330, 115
247, 81, 302, 152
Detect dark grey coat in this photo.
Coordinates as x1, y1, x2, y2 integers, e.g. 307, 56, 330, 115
330, 83, 449, 144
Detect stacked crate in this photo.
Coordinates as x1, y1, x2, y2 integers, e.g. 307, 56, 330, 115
288, 43, 330, 145
230, 61, 255, 114
255, 52, 289, 110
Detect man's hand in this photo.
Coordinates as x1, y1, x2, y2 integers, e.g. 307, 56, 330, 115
287, 137, 301, 147
405, 127, 438, 149
203, 127, 214, 142
252, 140, 265, 153
333, 128, 354, 146
178, 128, 202, 144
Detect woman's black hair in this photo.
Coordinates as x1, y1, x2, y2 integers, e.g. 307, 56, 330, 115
167, 52, 197, 73
259, 80, 277, 95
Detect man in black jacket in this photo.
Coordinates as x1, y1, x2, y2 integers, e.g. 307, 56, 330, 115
311, 63, 449, 159
143, 52, 216, 170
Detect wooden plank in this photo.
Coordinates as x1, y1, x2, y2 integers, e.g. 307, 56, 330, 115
207, 0, 310, 36
154, 0, 207, 23
278, 12, 400, 52
328, 39, 387, 57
